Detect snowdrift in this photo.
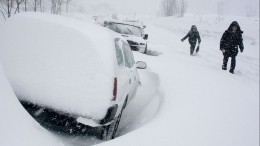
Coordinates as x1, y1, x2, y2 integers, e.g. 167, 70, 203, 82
97, 15, 259, 146
0, 12, 118, 120
0, 66, 62, 146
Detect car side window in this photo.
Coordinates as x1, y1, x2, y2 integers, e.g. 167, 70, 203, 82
115, 39, 125, 67
124, 42, 135, 66
122, 42, 134, 68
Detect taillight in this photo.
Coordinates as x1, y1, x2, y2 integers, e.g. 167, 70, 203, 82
112, 78, 117, 101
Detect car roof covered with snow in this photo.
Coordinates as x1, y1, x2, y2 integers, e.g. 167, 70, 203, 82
0, 12, 123, 120
123, 19, 145, 29
105, 19, 142, 29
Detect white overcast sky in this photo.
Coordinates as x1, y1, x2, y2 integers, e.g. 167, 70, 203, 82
76, 0, 259, 17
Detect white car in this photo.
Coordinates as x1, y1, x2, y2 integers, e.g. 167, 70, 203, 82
105, 21, 149, 54
123, 19, 146, 33
0, 13, 147, 140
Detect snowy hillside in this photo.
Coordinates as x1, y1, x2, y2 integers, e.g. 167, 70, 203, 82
0, 13, 259, 146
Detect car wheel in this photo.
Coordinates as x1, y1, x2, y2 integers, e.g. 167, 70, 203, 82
99, 98, 127, 140
100, 111, 122, 140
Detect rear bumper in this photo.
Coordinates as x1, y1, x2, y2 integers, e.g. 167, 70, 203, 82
20, 101, 118, 134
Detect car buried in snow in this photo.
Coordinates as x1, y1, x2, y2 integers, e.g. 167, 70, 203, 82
104, 20, 149, 54
123, 19, 146, 34
0, 13, 147, 140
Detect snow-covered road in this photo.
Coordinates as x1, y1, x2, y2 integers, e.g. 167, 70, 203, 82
61, 15, 259, 146
0, 14, 259, 146
97, 15, 259, 146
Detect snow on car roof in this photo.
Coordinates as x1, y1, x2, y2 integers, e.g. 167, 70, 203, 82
0, 12, 118, 120
106, 20, 142, 28
123, 20, 144, 28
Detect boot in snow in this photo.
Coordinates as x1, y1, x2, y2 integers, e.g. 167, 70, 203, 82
222, 65, 227, 70
229, 69, 234, 74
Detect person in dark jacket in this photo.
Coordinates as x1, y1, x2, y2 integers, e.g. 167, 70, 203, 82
181, 25, 201, 55
220, 21, 244, 74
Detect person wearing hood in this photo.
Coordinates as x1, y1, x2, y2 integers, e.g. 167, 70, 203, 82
220, 21, 244, 74
181, 25, 201, 55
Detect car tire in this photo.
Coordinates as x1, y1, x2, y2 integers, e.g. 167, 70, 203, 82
99, 98, 127, 140
100, 112, 122, 140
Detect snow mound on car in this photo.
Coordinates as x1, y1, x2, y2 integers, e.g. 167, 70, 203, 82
0, 12, 117, 120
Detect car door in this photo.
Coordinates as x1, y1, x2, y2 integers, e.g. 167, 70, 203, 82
115, 39, 131, 104
122, 41, 138, 100
125, 43, 139, 96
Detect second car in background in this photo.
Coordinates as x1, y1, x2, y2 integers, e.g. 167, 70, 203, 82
104, 20, 149, 54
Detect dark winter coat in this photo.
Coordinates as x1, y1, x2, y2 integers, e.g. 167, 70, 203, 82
182, 26, 201, 45
220, 21, 244, 56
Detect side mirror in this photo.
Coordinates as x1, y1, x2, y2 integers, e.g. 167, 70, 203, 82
136, 61, 147, 69
143, 34, 148, 40
143, 25, 146, 29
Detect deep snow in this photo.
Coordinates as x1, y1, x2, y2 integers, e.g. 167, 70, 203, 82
0, 13, 259, 146
0, 13, 120, 120
98, 15, 259, 146
0, 66, 63, 146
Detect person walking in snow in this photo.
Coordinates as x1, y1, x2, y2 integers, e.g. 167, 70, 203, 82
181, 25, 201, 55
220, 21, 244, 74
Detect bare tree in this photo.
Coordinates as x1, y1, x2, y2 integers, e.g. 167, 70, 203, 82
23, 0, 26, 11
0, 0, 7, 20
0, 0, 73, 20
216, 1, 224, 23
39, 0, 43, 12
65, 0, 70, 13
51, 0, 65, 14
14, 0, 23, 14
0, 0, 14, 19
161, 0, 187, 17
161, 0, 178, 16
32, 0, 39, 12
178, 0, 187, 17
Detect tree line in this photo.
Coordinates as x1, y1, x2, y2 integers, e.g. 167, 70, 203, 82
0, 0, 71, 20
161, 0, 187, 17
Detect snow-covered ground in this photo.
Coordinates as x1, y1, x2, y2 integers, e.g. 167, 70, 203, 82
98, 15, 259, 146
0, 67, 63, 146
0, 13, 259, 146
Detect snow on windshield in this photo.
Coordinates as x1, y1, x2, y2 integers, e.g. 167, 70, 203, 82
108, 23, 142, 37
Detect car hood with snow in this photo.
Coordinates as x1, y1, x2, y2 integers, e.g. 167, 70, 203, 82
0, 13, 121, 120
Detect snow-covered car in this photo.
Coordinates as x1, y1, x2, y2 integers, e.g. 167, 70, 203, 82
123, 19, 146, 34
93, 14, 119, 27
104, 21, 149, 54
0, 13, 147, 140
124, 19, 146, 28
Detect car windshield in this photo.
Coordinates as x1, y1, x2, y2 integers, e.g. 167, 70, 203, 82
126, 21, 142, 26
108, 23, 142, 37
